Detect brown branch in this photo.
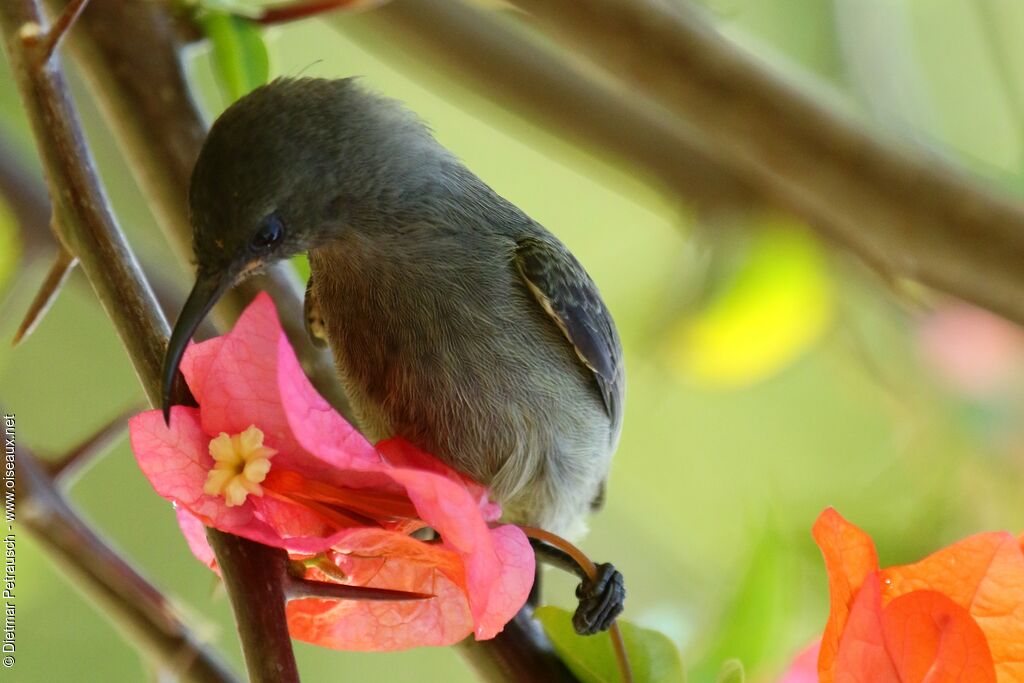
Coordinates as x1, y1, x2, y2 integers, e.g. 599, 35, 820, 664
14, 439, 238, 683
337, 0, 754, 209
0, 2, 301, 681
202, 532, 301, 682
506, 0, 1024, 327
28, 0, 87, 63
56, 0, 351, 417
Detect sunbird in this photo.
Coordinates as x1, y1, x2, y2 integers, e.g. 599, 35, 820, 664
162, 78, 625, 634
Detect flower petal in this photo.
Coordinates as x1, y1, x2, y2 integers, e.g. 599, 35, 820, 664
176, 506, 216, 569
832, 573, 900, 683
480, 524, 536, 638
812, 508, 879, 683
250, 494, 335, 539
386, 467, 534, 639
130, 407, 255, 529
275, 332, 385, 478
130, 407, 343, 554
286, 527, 474, 650
195, 293, 305, 458
880, 590, 995, 683
881, 531, 1024, 679
179, 336, 225, 405
377, 437, 502, 522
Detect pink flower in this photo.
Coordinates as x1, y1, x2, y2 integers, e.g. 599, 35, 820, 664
129, 293, 534, 651
917, 302, 1024, 398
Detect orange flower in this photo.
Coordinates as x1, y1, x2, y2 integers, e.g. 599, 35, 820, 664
811, 508, 1024, 682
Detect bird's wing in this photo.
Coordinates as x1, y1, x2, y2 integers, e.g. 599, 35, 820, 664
304, 274, 328, 348
514, 236, 623, 427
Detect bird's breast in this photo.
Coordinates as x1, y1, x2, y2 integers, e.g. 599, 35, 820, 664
308, 233, 612, 533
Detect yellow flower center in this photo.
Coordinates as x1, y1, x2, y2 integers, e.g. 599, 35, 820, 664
204, 425, 277, 507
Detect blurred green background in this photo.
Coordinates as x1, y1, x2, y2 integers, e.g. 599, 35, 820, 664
3, 0, 1024, 681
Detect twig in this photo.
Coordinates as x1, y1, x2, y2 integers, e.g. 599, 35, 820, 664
506, 0, 1024, 328
336, 0, 754, 209
29, 0, 88, 63
15, 439, 238, 683
0, 1, 302, 680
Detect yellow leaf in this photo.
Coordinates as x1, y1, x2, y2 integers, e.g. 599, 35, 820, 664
667, 218, 832, 388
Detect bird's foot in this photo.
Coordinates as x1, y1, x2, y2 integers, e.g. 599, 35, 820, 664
572, 562, 625, 635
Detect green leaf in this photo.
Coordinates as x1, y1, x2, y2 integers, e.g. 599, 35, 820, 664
535, 606, 685, 683
200, 10, 269, 103
715, 659, 744, 683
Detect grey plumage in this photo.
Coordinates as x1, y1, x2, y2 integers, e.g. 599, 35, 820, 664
187, 77, 624, 539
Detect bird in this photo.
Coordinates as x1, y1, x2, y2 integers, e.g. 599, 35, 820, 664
162, 77, 624, 634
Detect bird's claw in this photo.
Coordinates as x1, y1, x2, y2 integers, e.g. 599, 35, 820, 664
572, 562, 624, 635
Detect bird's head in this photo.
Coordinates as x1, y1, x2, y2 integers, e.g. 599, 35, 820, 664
162, 77, 442, 421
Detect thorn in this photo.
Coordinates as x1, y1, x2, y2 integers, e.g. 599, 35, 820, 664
285, 556, 433, 602
29, 0, 92, 65
12, 246, 76, 346
48, 403, 139, 486
286, 575, 434, 603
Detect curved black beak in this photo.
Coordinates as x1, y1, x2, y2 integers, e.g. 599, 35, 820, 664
161, 272, 230, 424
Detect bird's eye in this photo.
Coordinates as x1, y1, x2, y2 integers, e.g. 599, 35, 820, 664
251, 215, 285, 251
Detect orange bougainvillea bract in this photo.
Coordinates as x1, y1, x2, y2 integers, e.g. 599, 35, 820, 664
810, 507, 1024, 682
128, 293, 534, 651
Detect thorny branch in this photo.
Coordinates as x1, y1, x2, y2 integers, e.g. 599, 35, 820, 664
52, 0, 352, 418
14, 434, 239, 683
3, 2, 577, 680
39, 0, 582, 680
0, 1, 302, 680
